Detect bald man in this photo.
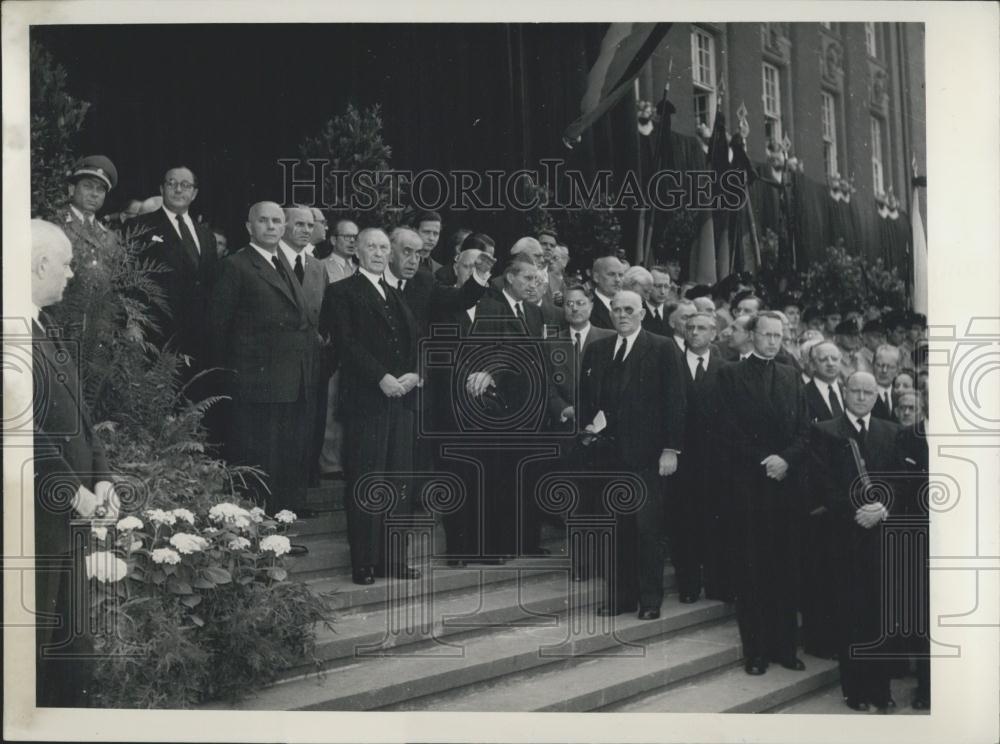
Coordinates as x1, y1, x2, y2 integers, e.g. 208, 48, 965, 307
208, 202, 322, 530
578, 290, 687, 619
809, 371, 901, 712
281, 207, 334, 491
31, 220, 118, 706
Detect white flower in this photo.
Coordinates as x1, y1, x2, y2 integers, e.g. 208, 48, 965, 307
130, 539, 142, 552
85, 551, 127, 583
169, 533, 209, 555
208, 503, 252, 530
249, 506, 266, 524
150, 548, 181, 565
116, 516, 144, 531
144, 509, 177, 527
259, 535, 291, 557
274, 509, 297, 524
92, 526, 108, 541
171, 508, 196, 525
228, 536, 251, 551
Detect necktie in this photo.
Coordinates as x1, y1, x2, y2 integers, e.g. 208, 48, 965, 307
856, 418, 867, 444
828, 385, 844, 416
882, 391, 891, 412
652, 307, 660, 321
398, 279, 405, 292
515, 303, 524, 321
175, 213, 200, 258
573, 331, 582, 354
695, 356, 705, 382
613, 340, 627, 365
294, 254, 304, 284
271, 255, 295, 295
377, 277, 390, 299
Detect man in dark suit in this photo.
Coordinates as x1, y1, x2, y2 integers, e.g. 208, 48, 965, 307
644, 266, 674, 335
136, 166, 219, 364
670, 311, 732, 603
809, 371, 901, 712
665, 300, 697, 352
718, 311, 810, 675
799, 340, 845, 659
280, 207, 331, 496
588, 256, 625, 330
321, 228, 422, 585
578, 290, 687, 620
466, 256, 548, 560
30, 220, 119, 707
207, 202, 321, 527
871, 344, 902, 420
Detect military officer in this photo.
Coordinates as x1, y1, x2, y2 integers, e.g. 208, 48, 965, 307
56, 155, 120, 272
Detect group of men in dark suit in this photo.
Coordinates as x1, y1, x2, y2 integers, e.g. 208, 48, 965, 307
34, 160, 931, 713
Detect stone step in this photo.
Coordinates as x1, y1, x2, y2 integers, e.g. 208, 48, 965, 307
382, 621, 741, 711
603, 652, 839, 713
292, 564, 688, 675
202, 596, 733, 711
772, 676, 931, 715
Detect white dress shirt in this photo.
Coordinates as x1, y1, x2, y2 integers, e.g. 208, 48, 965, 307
612, 328, 641, 361
594, 290, 613, 316
383, 266, 406, 291
686, 347, 710, 380
250, 242, 279, 266
278, 240, 305, 270
569, 323, 592, 351
502, 289, 525, 318
849, 412, 873, 433
162, 206, 200, 252
813, 378, 842, 414
358, 266, 386, 299
877, 386, 893, 413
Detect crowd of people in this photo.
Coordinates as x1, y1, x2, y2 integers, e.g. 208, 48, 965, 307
33, 154, 930, 712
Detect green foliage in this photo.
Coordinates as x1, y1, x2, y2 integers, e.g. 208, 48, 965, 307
30, 39, 90, 219
802, 241, 906, 312
299, 103, 405, 227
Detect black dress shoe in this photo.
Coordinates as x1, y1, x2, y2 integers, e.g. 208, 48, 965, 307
744, 657, 768, 675
678, 592, 699, 604
374, 564, 421, 580
844, 698, 870, 712
637, 607, 660, 620
288, 543, 309, 557
352, 566, 375, 585
874, 697, 896, 714
774, 656, 806, 671
912, 696, 930, 710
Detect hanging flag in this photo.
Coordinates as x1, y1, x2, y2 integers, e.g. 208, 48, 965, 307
640, 84, 676, 265
727, 132, 760, 275
689, 106, 729, 284
563, 23, 672, 146
911, 180, 927, 314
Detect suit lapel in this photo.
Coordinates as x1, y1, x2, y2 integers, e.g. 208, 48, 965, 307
356, 273, 394, 329
248, 247, 300, 310
158, 209, 200, 270
621, 330, 650, 392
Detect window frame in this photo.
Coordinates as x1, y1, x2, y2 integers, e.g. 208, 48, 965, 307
762, 62, 783, 144
691, 27, 718, 129
865, 22, 878, 58
870, 115, 885, 196
821, 91, 840, 178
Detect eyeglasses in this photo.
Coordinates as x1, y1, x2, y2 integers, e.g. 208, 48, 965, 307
164, 180, 196, 191
336, 234, 358, 240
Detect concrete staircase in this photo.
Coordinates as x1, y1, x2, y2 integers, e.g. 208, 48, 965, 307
200, 484, 849, 713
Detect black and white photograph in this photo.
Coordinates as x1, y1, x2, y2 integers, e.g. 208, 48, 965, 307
2, 2, 998, 742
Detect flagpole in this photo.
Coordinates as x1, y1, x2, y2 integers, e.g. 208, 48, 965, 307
634, 77, 646, 265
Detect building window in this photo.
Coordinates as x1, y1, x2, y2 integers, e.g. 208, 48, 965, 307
691, 27, 717, 128
871, 115, 885, 195
865, 22, 878, 57
762, 62, 782, 144
821, 92, 839, 177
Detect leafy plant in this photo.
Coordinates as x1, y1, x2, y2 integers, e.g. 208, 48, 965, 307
802, 241, 906, 312
30, 39, 90, 219
299, 103, 405, 227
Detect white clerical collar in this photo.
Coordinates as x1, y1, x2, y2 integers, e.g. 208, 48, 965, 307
739, 351, 752, 360
750, 352, 774, 361
69, 204, 94, 225
614, 327, 641, 359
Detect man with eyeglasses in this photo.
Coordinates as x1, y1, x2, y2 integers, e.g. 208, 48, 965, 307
871, 344, 902, 421
577, 290, 686, 619
809, 371, 901, 712
136, 165, 219, 368
718, 311, 810, 676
